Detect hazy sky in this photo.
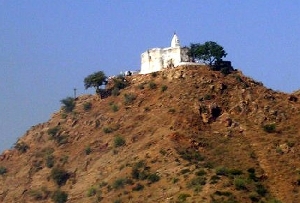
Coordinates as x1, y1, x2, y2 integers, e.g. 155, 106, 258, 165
0, 1, 299, 152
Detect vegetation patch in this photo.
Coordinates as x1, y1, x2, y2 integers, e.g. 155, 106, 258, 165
29, 187, 50, 200
149, 81, 157, 89
114, 135, 126, 147
0, 166, 7, 175
124, 93, 136, 105
132, 183, 144, 191
83, 102, 92, 111
14, 141, 29, 153
178, 148, 205, 163
51, 189, 68, 203
263, 123, 276, 133
50, 167, 70, 186
161, 85, 168, 92
60, 97, 75, 113
85, 145, 92, 155
177, 193, 191, 203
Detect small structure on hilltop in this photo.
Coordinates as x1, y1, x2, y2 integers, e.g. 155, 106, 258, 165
140, 33, 194, 74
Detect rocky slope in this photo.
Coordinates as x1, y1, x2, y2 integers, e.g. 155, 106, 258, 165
1, 65, 300, 203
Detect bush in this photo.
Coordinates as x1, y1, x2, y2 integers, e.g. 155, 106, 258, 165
47, 126, 60, 137
103, 127, 113, 134
124, 93, 136, 105
0, 166, 7, 175
111, 87, 120, 96
114, 136, 126, 147
51, 189, 68, 203
85, 145, 92, 155
83, 102, 92, 111
178, 148, 205, 163
215, 166, 229, 176
149, 81, 157, 89
110, 104, 119, 112
138, 83, 145, 89
151, 72, 158, 77
195, 169, 207, 176
50, 167, 70, 186
147, 173, 160, 183
45, 154, 55, 168
29, 187, 50, 200
60, 97, 75, 113
256, 183, 268, 197
14, 141, 29, 153
161, 85, 168, 92
188, 176, 207, 188
263, 123, 276, 133
112, 75, 128, 90
234, 178, 247, 190
112, 178, 126, 189
87, 186, 97, 197
177, 193, 191, 203
132, 183, 144, 191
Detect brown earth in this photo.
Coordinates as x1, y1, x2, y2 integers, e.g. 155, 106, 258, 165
1, 65, 300, 203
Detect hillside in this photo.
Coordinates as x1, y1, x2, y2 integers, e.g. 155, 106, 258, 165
1, 65, 300, 203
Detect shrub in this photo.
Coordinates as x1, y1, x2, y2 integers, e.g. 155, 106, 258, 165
14, 141, 29, 153
228, 169, 243, 176
85, 145, 92, 155
112, 75, 128, 90
195, 169, 207, 176
263, 123, 276, 133
87, 186, 97, 197
0, 166, 7, 175
168, 108, 176, 113
188, 176, 207, 188
215, 166, 229, 176
103, 127, 113, 134
210, 175, 220, 184
124, 93, 136, 105
50, 167, 70, 186
111, 104, 119, 112
60, 97, 75, 113
29, 187, 50, 200
132, 183, 144, 191
151, 72, 158, 77
45, 154, 55, 168
114, 136, 126, 147
256, 183, 267, 197
161, 85, 168, 92
112, 178, 126, 189
111, 87, 120, 96
178, 148, 205, 163
147, 173, 160, 183
177, 193, 191, 202
47, 126, 60, 137
180, 168, 191, 174
83, 102, 92, 111
214, 190, 232, 197
51, 189, 68, 203
55, 135, 68, 146
113, 199, 122, 203
234, 177, 247, 190
138, 83, 145, 89
149, 81, 157, 89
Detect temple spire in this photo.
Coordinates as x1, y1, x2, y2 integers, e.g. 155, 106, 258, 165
171, 33, 180, 48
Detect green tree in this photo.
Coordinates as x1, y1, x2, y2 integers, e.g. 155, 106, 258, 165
84, 71, 107, 94
188, 41, 227, 65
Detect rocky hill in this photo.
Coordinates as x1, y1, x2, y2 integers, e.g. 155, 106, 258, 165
1, 65, 300, 203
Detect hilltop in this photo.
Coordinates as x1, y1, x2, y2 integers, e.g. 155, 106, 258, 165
1, 65, 300, 203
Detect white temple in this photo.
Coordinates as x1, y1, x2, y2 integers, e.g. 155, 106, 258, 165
140, 33, 190, 74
